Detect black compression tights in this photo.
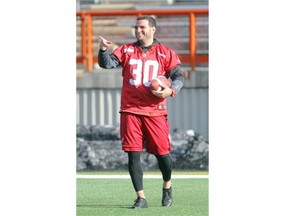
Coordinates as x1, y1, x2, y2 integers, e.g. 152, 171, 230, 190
155, 154, 173, 181
128, 152, 173, 192
128, 152, 143, 192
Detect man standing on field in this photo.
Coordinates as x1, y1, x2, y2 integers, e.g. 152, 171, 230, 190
98, 15, 184, 209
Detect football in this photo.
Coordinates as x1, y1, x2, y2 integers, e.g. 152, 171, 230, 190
149, 76, 171, 91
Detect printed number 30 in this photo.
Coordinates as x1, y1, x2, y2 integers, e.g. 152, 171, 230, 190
129, 59, 159, 86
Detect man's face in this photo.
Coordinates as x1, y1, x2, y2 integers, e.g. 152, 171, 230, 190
134, 19, 155, 44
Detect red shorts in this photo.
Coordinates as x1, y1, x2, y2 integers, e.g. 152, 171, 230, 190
120, 113, 172, 155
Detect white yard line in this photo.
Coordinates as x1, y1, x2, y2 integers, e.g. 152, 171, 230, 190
76, 174, 208, 179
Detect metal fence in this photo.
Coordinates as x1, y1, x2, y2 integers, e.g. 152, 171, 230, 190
76, 87, 208, 140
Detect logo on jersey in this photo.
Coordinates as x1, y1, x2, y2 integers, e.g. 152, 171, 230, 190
124, 47, 134, 53
157, 104, 167, 110
157, 52, 167, 58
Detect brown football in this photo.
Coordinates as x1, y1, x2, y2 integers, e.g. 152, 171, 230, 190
149, 76, 171, 91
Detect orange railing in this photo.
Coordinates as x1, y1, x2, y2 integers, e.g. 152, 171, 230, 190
76, 9, 208, 72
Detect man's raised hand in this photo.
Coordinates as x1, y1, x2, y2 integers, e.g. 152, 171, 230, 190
99, 36, 112, 51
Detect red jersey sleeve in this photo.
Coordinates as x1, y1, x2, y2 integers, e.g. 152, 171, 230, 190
112, 44, 135, 67
164, 47, 182, 72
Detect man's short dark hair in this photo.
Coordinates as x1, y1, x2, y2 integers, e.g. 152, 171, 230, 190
137, 15, 157, 29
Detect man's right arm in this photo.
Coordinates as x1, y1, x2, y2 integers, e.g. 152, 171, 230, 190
98, 49, 120, 69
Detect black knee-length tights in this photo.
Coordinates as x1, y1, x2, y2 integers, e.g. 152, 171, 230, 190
128, 152, 173, 192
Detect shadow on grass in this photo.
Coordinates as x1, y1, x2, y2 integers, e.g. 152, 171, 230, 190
77, 204, 132, 209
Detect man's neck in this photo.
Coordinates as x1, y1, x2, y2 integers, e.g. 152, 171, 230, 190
139, 39, 154, 48
138, 39, 156, 48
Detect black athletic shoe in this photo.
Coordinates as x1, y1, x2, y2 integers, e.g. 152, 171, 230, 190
162, 187, 173, 207
132, 197, 148, 209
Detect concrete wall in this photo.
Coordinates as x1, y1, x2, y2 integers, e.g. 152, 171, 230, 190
76, 67, 209, 140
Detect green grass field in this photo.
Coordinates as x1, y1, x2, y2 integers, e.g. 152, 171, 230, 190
77, 177, 208, 216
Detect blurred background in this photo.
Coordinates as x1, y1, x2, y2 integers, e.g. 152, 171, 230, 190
76, 0, 209, 172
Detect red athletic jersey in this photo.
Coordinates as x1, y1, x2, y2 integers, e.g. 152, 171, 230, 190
113, 42, 181, 116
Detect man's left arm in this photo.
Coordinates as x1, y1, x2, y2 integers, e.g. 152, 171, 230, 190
153, 66, 184, 98
168, 65, 185, 97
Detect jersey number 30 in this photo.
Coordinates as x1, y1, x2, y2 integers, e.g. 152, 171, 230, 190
129, 59, 159, 86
